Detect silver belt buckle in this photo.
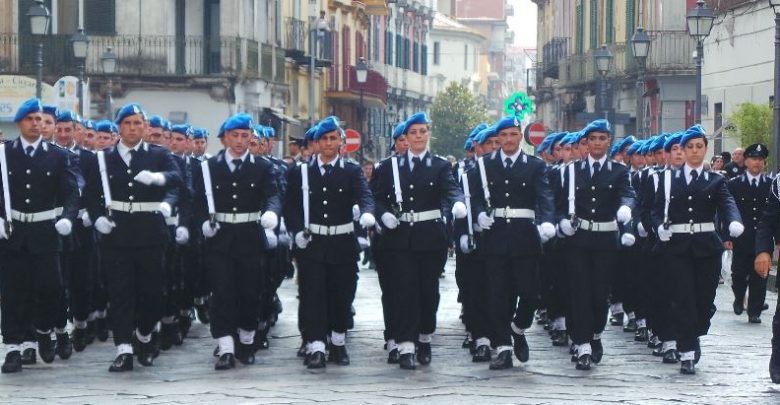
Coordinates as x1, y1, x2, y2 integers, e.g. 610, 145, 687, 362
327, 226, 334, 236
127, 201, 134, 213
587, 220, 594, 231
23, 212, 31, 222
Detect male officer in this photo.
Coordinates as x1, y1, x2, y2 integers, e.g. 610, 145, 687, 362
726, 143, 771, 323
284, 116, 374, 369
372, 112, 466, 370
557, 119, 635, 370
40, 105, 58, 142
193, 113, 280, 370
94, 120, 118, 151
186, 127, 211, 323
608, 136, 637, 329
190, 128, 210, 161
0, 98, 80, 373
471, 116, 555, 369
89, 103, 182, 372
651, 125, 742, 375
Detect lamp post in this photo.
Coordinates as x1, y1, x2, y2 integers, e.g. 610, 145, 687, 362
687, 0, 715, 124
101, 47, 117, 119
770, 0, 780, 171
631, 27, 651, 139
355, 57, 368, 163
593, 45, 613, 120
27, 0, 51, 99
309, 0, 329, 126
70, 28, 89, 116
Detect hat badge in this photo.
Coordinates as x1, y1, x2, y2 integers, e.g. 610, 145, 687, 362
133, 106, 139, 114
757, 145, 762, 152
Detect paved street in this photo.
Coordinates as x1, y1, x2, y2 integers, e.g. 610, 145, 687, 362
1, 258, 779, 404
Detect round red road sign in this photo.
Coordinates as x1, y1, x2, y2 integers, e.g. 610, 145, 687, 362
526, 122, 546, 146
344, 129, 361, 153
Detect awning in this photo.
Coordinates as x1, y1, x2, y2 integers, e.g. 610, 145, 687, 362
268, 108, 301, 125
365, 0, 388, 16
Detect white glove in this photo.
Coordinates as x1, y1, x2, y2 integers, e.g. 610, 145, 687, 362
133, 170, 166, 186
95, 216, 116, 235
0, 218, 7, 240
451, 201, 467, 219
657, 225, 672, 242
358, 236, 369, 250
621, 233, 636, 247
729, 221, 744, 238
260, 211, 278, 230
352, 204, 361, 222
279, 232, 291, 248
539, 222, 556, 243
381, 212, 399, 230
279, 218, 287, 233
459, 234, 474, 254
54, 218, 72, 236
175, 226, 189, 245
158, 202, 172, 218
81, 211, 92, 227
616, 205, 632, 224
265, 229, 278, 249
295, 231, 309, 249
556, 224, 566, 238
477, 212, 494, 230
637, 222, 648, 237
202, 220, 220, 238
359, 213, 376, 228
473, 223, 483, 233
559, 218, 576, 236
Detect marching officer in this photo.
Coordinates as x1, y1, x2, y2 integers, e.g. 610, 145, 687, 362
187, 127, 211, 323
372, 112, 466, 370
726, 143, 771, 323
557, 119, 636, 371
471, 116, 555, 369
192, 113, 281, 370
88, 103, 183, 372
284, 116, 374, 369
650, 125, 742, 375
0, 98, 80, 373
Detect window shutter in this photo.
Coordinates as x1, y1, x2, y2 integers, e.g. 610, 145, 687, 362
576, 2, 584, 54
84, 0, 116, 35
626, 0, 636, 41
589, 0, 597, 50
606, 0, 614, 44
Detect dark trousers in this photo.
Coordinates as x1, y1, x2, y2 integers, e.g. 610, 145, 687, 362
0, 250, 62, 344
56, 245, 94, 326
91, 240, 108, 312
612, 248, 633, 313
374, 248, 396, 342
297, 257, 357, 343
392, 249, 447, 344
547, 241, 569, 322
163, 238, 182, 318
458, 252, 490, 340
485, 255, 539, 347
103, 246, 165, 345
669, 252, 720, 353
772, 298, 780, 348
565, 246, 614, 345
206, 248, 264, 339
731, 251, 767, 317
629, 242, 651, 322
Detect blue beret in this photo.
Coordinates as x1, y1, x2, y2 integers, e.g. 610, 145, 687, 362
148, 115, 166, 129
626, 140, 643, 157
252, 125, 265, 138
217, 122, 226, 138
648, 135, 667, 153
581, 119, 612, 138
266, 126, 277, 138
83, 119, 95, 130
392, 122, 407, 140
680, 124, 707, 147
114, 103, 147, 124
550, 132, 568, 147
304, 125, 318, 141
537, 134, 555, 154
314, 116, 342, 140
469, 123, 488, 140
476, 125, 498, 145
14, 98, 44, 122
494, 116, 521, 133
463, 137, 475, 151
404, 112, 431, 132
220, 113, 254, 136
190, 128, 208, 139
95, 119, 118, 134
171, 124, 192, 137
608, 144, 620, 159
663, 133, 684, 153
619, 136, 636, 152
56, 110, 79, 123
42, 104, 58, 118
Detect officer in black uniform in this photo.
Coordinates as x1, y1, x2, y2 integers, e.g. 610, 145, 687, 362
556, 119, 636, 371
192, 113, 280, 370
0, 98, 80, 373
651, 124, 742, 375
372, 112, 466, 370
89, 103, 183, 372
725, 143, 771, 323
187, 127, 211, 323
471, 116, 555, 370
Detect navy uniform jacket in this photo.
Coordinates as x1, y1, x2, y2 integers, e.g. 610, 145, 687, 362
171, 154, 194, 232
471, 150, 554, 257
88, 142, 182, 248
192, 151, 280, 256
725, 173, 772, 255
650, 167, 740, 258
61, 145, 100, 251
755, 178, 780, 287
283, 157, 374, 264
555, 158, 635, 251
372, 151, 464, 251
0, 138, 80, 253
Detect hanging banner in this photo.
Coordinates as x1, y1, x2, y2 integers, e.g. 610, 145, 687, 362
0, 75, 56, 122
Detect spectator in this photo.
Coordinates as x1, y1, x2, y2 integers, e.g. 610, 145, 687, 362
724, 147, 745, 178
711, 155, 724, 172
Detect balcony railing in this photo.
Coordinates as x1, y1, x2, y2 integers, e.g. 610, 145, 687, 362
327, 64, 388, 102
542, 37, 568, 79
284, 17, 307, 56
0, 34, 262, 78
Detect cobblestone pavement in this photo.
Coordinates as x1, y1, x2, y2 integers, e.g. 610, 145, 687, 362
1, 258, 779, 404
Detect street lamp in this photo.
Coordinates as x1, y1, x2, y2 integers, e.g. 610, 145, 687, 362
356, 57, 368, 163
27, 0, 51, 99
101, 47, 117, 119
70, 28, 89, 116
687, 0, 715, 124
631, 27, 651, 138
770, 0, 780, 171
593, 45, 613, 119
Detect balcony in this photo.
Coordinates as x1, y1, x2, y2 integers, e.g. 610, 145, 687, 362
541, 37, 568, 80
326, 64, 388, 103
260, 43, 286, 84
284, 17, 307, 58
283, 18, 333, 68
0, 34, 262, 79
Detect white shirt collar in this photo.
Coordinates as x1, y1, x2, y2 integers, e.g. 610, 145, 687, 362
407, 150, 428, 161
684, 163, 703, 176
117, 140, 143, 155
225, 148, 249, 163
317, 155, 339, 173
20, 135, 42, 153
587, 154, 607, 168
500, 148, 522, 165
746, 172, 761, 184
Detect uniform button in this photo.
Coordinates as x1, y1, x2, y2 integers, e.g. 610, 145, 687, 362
128, 182, 133, 187
323, 213, 328, 218
688, 196, 692, 200
591, 198, 596, 202
232, 195, 237, 199
504, 180, 509, 184
505, 193, 509, 197
25, 184, 30, 189
232, 207, 237, 212
409, 197, 414, 201
591, 186, 595, 190
753, 217, 757, 221
322, 187, 327, 192
233, 182, 237, 187
410, 185, 414, 189
753, 207, 757, 211
24, 198, 30, 203
689, 219, 694, 224
126, 169, 132, 174
129, 196, 134, 201
323, 200, 328, 205
591, 209, 595, 213
26, 169, 31, 174
506, 219, 510, 223
522, 183, 526, 187
688, 208, 693, 212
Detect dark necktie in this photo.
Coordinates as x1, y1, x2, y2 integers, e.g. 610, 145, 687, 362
323, 163, 333, 177
690, 170, 698, 184
412, 157, 422, 172
504, 157, 513, 173
592, 161, 601, 177
232, 158, 243, 173
25, 145, 34, 157
752, 178, 758, 188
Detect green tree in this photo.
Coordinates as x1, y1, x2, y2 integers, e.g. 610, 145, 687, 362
725, 102, 772, 151
430, 82, 489, 158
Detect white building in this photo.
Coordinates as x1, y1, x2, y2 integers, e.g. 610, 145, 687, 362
429, 12, 485, 95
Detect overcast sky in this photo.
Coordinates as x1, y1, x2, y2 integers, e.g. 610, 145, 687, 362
508, 0, 538, 48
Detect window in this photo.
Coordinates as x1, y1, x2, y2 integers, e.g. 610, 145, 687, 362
626, 0, 635, 41
605, 0, 614, 44
386, 31, 394, 65
575, 2, 584, 54
714, 102, 723, 154
413, 41, 419, 72
433, 41, 440, 65
589, 0, 598, 49
396, 34, 403, 68
422, 44, 428, 75
464, 44, 468, 70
